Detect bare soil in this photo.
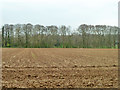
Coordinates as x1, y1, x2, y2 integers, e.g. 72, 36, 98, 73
2, 48, 118, 88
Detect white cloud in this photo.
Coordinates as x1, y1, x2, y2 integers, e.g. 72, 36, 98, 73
0, 0, 119, 27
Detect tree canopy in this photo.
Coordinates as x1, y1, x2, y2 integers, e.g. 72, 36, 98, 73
2, 24, 119, 48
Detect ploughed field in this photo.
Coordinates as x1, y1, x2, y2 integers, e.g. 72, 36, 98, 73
2, 48, 118, 88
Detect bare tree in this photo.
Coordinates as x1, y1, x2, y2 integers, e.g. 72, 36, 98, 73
2, 24, 119, 48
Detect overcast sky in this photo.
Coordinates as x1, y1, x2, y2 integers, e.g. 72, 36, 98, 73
0, 0, 119, 28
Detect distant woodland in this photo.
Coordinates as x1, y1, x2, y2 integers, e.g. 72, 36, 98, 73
2, 24, 119, 48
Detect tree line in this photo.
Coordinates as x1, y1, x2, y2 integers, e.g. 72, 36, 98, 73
1, 23, 119, 48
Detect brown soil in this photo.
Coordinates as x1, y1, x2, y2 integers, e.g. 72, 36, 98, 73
2, 48, 118, 88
